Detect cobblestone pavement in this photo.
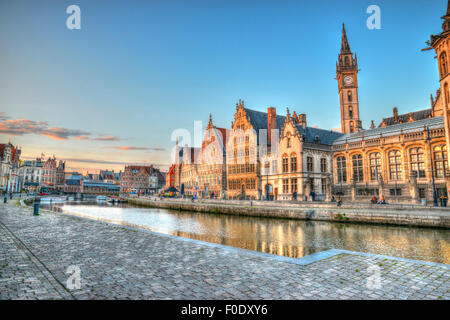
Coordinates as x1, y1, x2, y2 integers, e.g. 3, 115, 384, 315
0, 203, 449, 300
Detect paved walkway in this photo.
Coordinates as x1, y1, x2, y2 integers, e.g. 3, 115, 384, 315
0, 203, 449, 300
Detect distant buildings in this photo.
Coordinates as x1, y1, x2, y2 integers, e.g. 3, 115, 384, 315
0, 142, 21, 193
120, 165, 165, 195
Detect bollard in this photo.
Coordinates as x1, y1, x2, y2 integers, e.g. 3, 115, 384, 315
3, 197, 6, 204
33, 197, 40, 216
10, 193, 12, 200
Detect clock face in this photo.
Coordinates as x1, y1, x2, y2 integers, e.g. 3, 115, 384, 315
344, 76, 353, 85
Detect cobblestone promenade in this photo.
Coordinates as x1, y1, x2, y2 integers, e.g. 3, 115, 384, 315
0, 203, 449, 300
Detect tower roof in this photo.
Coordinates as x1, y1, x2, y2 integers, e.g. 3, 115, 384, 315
341, 23, 351, 54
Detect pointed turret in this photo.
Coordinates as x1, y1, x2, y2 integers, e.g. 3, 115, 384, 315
341, 23, 351, 54
207, 113, 214, 129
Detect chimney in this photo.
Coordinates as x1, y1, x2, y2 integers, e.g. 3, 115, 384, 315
298, 113, 307, 129
267, 107, 277, 145
370, 120, 375, 129
393, 107, 398, 122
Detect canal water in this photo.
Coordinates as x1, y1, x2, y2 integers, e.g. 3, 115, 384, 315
43, 201, 450, 264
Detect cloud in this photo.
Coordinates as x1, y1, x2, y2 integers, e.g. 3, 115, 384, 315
105, 146, 165, 151
0, 113, 123, 141
0, 118, 91, 140
93, 135, 121, 141
0, 112, 9, 122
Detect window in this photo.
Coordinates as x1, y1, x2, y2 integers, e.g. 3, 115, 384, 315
352, 154, 364, 182
283, 179, 289, 194
307, 157, 314, 172
336, 156, 347, 183
320, 158, 327, 173
345, 56, 350, 66
321, 178, 327, 194
409, 147, 425, 178
389, 188, 402, 196
290, 154, 297, 173
282, 155, 289, 173
349, 121, 354, 133
433, 145, 449, 178
419, 188, 426, 199
349, 106, 353, 118
291, 178, 297, 193
348, 91, 352, 102
388, 150, 402, 180
272, 160, 277, 174
369, 152, 381, 181
287, 138, 291, 148
440, 51, 448, 77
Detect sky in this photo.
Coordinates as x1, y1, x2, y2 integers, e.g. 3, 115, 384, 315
0, 0, 446, 173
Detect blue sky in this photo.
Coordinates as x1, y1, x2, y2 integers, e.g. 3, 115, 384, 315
0, 0, 446, 172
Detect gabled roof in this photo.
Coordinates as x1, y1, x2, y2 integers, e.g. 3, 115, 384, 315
295, 124, 344, 145
244, 108, 286, 132
379, 108, 432, 127
334, 116, 444, 144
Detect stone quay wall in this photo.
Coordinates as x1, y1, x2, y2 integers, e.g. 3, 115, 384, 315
127, 197, 450, 229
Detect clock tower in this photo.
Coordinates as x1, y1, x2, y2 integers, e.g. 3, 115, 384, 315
337, 23, 361, 134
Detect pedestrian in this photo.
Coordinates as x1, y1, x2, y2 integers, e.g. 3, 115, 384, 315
337, 195, 342, 207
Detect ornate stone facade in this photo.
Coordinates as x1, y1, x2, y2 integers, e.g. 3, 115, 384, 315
197, 115, 227, 199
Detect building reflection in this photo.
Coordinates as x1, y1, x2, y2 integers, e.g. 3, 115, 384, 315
44, 203, 450, 264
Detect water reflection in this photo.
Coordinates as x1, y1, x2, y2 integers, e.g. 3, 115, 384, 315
44, 202, 450, 264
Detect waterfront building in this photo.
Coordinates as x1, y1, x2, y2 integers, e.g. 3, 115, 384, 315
226, 101, 285, 200
178, 144, 200, 197
19, 158, 44, 192
0, 142, 21, 193
120, 165, 164, 195
197, 114, 227, 199
82, 180, 120, 195
262, 110, 342, 201
165, 164, 176, 189
99, 170, 122, 185
166, 2, 450, 205
331, 5, 450, 204
42, 157, 65, 191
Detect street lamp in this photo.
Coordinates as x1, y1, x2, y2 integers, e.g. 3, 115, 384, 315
426, 126, 438, 207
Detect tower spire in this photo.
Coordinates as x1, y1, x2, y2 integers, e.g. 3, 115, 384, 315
341, 23, 351, 54
207, 113, 214, 129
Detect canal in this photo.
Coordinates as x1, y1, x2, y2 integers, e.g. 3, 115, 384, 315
42, 201, 450, 264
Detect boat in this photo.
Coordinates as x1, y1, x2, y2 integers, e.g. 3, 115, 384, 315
96, 195, 108, 202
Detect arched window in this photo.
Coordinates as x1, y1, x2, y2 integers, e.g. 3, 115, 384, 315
433, 145, 449, 178
388, 150, 402, 180
348, 91, 352, 102
336, 156, 347, 183
349, 106, 353, 119
290, 153, 297, 173
282, 154, 289, 173
440, 51, 448, 77
369, 152, 381, 180
352, 154, 364, 182
409, 147, 425, 178
349, 121, 354, 133
345, 56, 350, 66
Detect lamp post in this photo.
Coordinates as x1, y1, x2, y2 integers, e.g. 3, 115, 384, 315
265, 161, 270, 201
426, 126, 438, 207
